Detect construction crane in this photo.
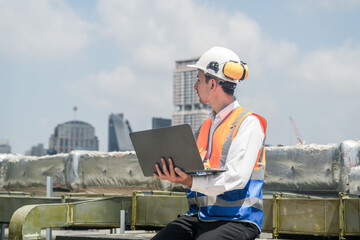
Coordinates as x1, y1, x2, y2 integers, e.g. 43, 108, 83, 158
289, 116, 305, 145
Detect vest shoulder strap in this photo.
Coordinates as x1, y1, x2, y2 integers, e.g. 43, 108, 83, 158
231, 109, 253, 141
252, 113, 267, 134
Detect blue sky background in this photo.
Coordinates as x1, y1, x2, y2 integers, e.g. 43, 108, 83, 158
1, 0, 359, 154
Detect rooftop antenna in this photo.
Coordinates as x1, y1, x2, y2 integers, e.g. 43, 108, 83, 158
73, 106, 78, 120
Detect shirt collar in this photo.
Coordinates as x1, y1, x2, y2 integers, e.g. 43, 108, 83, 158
210, 100, 240, 121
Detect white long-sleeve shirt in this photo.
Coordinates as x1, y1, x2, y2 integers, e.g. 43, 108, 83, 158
191, 101, 265, 196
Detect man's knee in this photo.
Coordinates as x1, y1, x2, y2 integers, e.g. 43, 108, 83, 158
151, 215, 197, 240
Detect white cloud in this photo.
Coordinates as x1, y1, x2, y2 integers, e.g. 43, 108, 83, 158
134, 44, 176, 70
0, 0, 90, 59
96, 0, 298, 78
80, 0, 300, 129
296, 39, 360, 94
61, 0, 358, 147
237, 93, 280, 119
65, 66, 136, 111
84, 0, 300, 128
64, 65, 173, 122
94, 66, 137, 96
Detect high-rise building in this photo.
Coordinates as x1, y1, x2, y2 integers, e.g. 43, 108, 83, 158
173, 58, 212, 132
48, 121, 99, 154
26, 143, 46, 156
152, 117, 172, 129
0, 139, 11, 154
108, 113, 134, 152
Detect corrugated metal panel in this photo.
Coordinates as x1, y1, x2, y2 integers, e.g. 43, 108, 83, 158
273, 193, 360, 239
131, 191, 188, 229
278, 199, 338, 236
343, 195, 360, 236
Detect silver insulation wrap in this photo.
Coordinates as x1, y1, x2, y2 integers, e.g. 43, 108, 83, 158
0, 140, 359, 194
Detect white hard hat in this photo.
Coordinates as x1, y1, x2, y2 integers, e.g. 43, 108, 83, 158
188, 46, 248, 83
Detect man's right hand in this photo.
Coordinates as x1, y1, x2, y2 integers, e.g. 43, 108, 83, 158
153, 157, 192, 187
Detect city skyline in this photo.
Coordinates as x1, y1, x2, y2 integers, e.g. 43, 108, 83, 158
1, 0, 359, 154
49, 120, 99, 154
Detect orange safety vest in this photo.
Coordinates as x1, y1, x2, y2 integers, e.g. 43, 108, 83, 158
187, 106, 267, 231
196, 106, 266, 170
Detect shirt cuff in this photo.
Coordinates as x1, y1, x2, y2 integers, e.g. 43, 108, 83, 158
191, 175, 206, 192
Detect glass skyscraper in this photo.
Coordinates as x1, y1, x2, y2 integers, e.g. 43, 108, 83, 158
152, 117, 171, 129
172, 58, 211, 133
108, 113, 134, 152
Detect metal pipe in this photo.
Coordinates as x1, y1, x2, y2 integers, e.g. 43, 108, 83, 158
46, 176, 53, 198
46, 176, 53, 240
120, 210, 126, 234
9, 196, 132, 240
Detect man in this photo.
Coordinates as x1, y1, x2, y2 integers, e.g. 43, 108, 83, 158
152, 46, 266, 240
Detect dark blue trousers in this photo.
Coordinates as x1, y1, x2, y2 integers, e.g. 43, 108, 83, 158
151, 215, 260, 240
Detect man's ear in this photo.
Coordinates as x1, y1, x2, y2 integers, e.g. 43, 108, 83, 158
210, 78, 217, 89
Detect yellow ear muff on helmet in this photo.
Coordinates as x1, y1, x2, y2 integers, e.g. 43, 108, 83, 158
223, 61, 248, 81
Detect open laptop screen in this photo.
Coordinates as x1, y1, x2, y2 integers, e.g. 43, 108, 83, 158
129, 124, 206, 177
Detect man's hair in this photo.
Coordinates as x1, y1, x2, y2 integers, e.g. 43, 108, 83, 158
204, 74, 235, 96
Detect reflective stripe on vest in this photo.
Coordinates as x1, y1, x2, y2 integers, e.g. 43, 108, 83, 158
188, 107, 267, 231
188, 187, 263, 210
197, 107, 254, 169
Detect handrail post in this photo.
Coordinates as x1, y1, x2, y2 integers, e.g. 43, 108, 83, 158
120, 210, 126, 234
339, 192, 347, 240
46, 176, 53, 240
272, 193, 280, 239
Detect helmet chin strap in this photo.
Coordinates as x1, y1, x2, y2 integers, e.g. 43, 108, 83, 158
218, 81, 237, 90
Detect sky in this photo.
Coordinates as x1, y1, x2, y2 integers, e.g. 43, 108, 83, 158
1, 0, 359, 154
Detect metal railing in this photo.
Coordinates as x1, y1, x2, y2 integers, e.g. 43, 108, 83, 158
1, 191, 359, 240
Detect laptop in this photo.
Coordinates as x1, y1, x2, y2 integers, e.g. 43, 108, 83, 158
129, 124, 226, 177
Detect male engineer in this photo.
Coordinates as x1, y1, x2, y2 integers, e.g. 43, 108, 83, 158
152, 46, 267, 240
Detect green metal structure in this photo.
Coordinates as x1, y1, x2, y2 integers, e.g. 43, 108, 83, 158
131, 191, 188, 230
0, 191, 359, 239
0, 193, 61, 224
272, 192, 360, 240
8, 196, 131, 240
339, 193, 360, 239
